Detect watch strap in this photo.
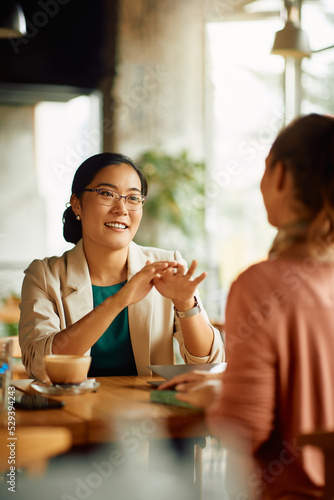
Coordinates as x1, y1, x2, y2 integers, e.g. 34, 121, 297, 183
174, 297, 201, 318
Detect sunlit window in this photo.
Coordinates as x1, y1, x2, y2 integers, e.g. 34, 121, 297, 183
35, 93, 102, 256
205, 5, 334, 322
0, 90, 101, 312
205, 20, 283, 320
301, 3, 334, 114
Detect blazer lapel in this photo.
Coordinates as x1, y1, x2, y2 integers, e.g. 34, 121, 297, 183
127, 242, 154, 375
60, 240, 153, 374
62, 240, 93, 325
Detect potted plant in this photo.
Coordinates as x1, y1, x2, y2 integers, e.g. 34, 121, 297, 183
135, 150, 206, 263
0, 294, 20, 337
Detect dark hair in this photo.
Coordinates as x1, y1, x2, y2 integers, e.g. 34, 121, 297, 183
270, 113, 334, 246
63, 153, 148, 244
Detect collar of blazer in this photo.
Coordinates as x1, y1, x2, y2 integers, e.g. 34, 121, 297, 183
65, 239, 91, 291
127, 241, 149, 279
65, 239, 147, 289
127, 241, 156, 374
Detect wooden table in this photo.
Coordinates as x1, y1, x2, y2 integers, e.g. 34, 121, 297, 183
1, 376, 208, 446
0, 376, 208, 499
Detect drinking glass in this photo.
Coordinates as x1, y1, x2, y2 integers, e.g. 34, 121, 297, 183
0, 338, 13, 413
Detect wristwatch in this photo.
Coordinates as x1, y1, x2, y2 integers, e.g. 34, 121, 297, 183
174, 296, 201, 318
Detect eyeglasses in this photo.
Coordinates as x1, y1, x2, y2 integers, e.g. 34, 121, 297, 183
84, 188, 146, 211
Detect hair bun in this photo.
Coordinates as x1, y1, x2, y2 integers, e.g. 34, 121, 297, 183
62, 206, 82, 244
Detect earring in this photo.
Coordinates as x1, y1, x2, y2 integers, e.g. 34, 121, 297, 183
76, 215, 81, 221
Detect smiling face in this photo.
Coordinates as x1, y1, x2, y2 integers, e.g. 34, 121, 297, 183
71, 163, 143, 254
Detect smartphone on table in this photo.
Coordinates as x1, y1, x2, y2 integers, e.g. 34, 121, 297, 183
14, 389, 65, 410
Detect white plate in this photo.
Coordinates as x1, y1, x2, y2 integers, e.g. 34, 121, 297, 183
31, 379, 100, 396
147, 363, 226, 380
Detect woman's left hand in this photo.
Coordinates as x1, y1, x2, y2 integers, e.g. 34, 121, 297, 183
151, 259, 207, 310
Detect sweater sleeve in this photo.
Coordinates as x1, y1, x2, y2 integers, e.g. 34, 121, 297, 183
206, 273, 278, 451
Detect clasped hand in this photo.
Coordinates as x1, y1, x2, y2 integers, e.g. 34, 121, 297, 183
150, 259, 207, 310
121, 259, 207, 308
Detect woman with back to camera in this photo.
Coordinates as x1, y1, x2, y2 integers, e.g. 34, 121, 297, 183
19, 153, 224, 381
159, 113, 334, 499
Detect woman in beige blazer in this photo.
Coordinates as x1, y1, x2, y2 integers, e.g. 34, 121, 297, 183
19, 153, 224, 381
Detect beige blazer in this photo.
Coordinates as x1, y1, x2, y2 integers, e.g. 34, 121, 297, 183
19, 240, 224, 380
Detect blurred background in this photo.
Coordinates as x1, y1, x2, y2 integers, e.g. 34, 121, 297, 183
0, 0, 333, 335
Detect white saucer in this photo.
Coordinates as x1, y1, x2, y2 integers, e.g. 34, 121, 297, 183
31, 379, 100, 396
147, 362, 227, 380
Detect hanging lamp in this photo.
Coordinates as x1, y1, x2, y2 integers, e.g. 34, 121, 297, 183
0, 1, 26, 38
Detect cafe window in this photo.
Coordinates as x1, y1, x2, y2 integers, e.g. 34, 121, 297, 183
35, 92, 102, 256
204, 3, 334, 322
0, 87, 102, 305
300, 3, 334, 115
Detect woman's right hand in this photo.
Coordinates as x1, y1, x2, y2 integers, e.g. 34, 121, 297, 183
117, 261, 179, 307
158, 370, 222, 392
158, 371, 223, 409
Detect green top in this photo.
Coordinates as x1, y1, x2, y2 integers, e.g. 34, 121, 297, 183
88, 281, 138, 377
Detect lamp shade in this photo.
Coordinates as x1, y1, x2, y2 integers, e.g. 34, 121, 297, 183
0, 1, 26, 38
271, 21, 311, 58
